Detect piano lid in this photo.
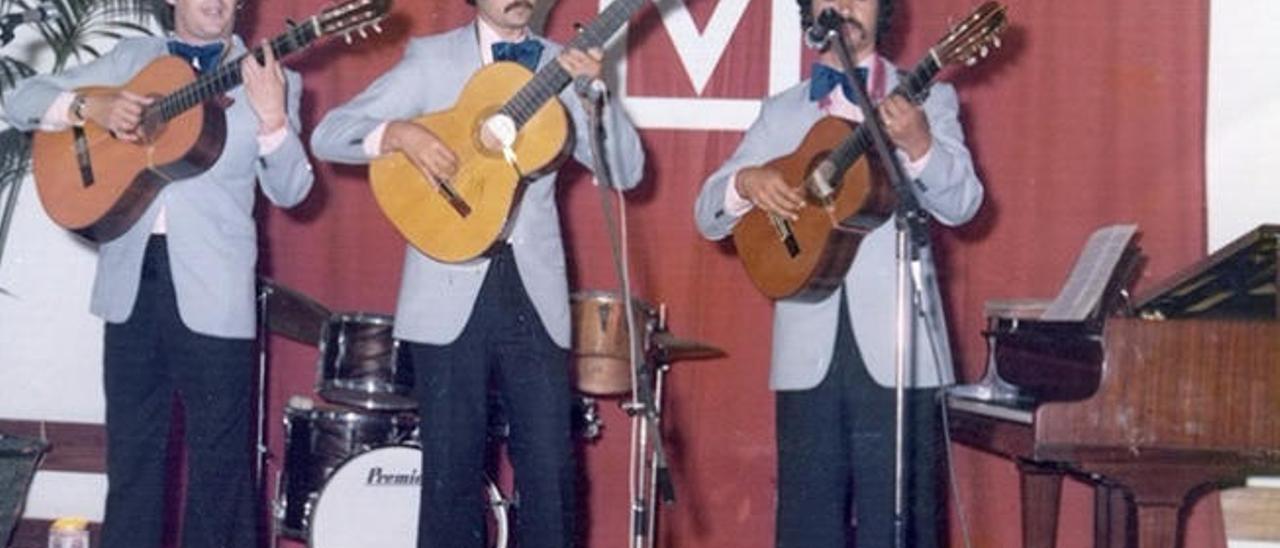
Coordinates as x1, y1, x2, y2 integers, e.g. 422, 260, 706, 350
1134, 224, 1278, 320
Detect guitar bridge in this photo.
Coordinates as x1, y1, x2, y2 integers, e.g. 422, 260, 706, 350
433, 177, 472, 218
72, 126, 95, 188
769, 213, 800, 258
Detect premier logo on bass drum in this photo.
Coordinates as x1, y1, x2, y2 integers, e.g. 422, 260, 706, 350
365, 466, 421, 486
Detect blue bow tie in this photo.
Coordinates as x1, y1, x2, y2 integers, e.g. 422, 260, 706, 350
808, 63, 869, 103
492, 39, 544, 71
168, 40, 225, 74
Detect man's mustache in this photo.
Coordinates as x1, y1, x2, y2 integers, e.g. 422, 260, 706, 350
505, 1, 535, 13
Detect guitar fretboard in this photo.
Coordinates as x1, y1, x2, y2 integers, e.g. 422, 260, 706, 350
148, 20, 320, 124
824, 54, 942, 174
498, 0, 645, 127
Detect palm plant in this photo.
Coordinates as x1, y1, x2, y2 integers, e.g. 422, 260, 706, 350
0, 0, 165, 265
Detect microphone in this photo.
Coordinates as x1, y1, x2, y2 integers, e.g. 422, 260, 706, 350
803, 8, 845, 50
574, 75, 607, 103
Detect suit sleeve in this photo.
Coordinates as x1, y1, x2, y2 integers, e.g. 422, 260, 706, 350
3, 43, 137, 131
693, 101, 780, 241
256, 69, 314, 208
309, 41, 432, 165
560, 85, 645, 191
911, 83, 984, 226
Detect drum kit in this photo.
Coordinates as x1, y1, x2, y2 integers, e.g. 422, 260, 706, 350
257, 279, 723, 548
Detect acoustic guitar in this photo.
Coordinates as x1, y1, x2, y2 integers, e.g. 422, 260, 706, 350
31, 0, 391, 242
367, 0, 647, 263
732, 2, 1008, 301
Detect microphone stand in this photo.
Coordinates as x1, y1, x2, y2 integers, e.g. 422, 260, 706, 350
576, 85, 673, 548
826, 27, 931, 548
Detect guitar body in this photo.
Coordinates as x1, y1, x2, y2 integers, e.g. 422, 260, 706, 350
369, 62, 571, 263
31, 56, 225, 242
732, 116, 895, 301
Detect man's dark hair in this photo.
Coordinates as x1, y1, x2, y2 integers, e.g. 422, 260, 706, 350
798, 0, 894, 43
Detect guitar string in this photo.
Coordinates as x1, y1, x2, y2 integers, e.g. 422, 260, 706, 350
499, 0, 636, 127
77, 25, 316, 151
828, 55, 940, 176
154, 26, 312, 123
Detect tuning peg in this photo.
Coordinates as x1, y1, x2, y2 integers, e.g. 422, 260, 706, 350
993, 37, 1002, 48
343, 32, 353, 45
358, 27, 368, 39
965, 56, 977, 67
980, 45, 989, 57
372, 22, 383, 34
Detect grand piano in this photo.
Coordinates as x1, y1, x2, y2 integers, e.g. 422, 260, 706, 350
947, 224, 1280, 548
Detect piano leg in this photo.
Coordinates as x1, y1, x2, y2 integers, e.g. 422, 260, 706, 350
1086, 462, 1246, 548
1017, 461, 1064, 548
1134, 504, 1180, 548
1093, 483, 1133, 548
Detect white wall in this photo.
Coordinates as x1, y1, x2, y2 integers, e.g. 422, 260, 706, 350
1, 19, 155, 522
1206, 0, 1280, 250
1209, 6, 1280, 546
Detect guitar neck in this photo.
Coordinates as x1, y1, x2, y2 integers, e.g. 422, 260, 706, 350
151, 19, 321, 123
826, 53, 943, 174
498, 0, 644, 127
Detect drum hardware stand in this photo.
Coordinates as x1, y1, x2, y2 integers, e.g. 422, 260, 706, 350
255, 283, 282, 548
619, 304, 677, 548
577, 395, 604, 441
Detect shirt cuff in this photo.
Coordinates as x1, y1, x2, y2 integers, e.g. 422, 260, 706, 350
898, 145, 932, 179
257, 126, 289, 156
40, 92, 78, 131
363, 121, 390, 158
723, 171, 754, 217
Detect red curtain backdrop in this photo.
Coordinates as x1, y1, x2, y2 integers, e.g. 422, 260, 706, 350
241, 0, 1220, 546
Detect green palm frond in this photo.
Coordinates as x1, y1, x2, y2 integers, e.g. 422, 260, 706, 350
0, 57, 37, 93
0, 128, 29, 181
0, 128, 31, 268
31, 0, 164, 71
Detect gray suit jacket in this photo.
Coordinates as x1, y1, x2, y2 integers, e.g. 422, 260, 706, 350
310, 23, 645, 349
694, 59, 983, 390
5, 36, 315, 339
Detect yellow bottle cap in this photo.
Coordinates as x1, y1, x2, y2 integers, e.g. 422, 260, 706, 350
50, 517, 89, 531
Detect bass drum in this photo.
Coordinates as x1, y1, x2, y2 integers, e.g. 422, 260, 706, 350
275, 401, 418, 539
308, 446, 508, 548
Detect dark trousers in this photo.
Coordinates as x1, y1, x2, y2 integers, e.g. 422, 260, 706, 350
775, 293, 944, 548
100, 236, 257, 548
406, 244, 575, 548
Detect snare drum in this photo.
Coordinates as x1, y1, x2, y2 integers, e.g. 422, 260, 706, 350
570, 291, 655, 395
308, 446, 509, 548
316, 313, 417, 410
276, 401, 418, 539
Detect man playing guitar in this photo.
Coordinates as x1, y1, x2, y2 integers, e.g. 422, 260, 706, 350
3, 0, 314, 546
694, 0, 985, 546
310, 0, 645, 546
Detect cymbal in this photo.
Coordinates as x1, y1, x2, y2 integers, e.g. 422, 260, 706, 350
259, 277, 331, 345
650, 332, 725, 362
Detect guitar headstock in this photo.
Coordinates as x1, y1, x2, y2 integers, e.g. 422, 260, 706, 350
932, 2, 1008, 68
313, 0, 392, 44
